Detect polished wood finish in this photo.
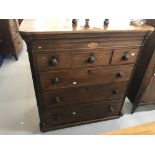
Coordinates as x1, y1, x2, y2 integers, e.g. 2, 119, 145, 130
36, 52, 72, 71
104, 121, 155, 135
19, 19, 153, 33
32, 39, 143, 50
127, 20, 155, 113
19, 19, 153, 132
39, 65, 134, 91
45, 100, 123, 128
42, 82, 128, 108
111, 47, 140, 65
72, 50, 112, 68
0, 19, 23, 60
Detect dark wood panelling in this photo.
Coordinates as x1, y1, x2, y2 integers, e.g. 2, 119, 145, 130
44, 100, 123, 127
141, 75, 155, 103
127, 20, 155, 113
32, 38, 143, 51
72, 50, 112, 68
39, 65, 134, 91
35, 52, 72, 71
42, 81, 128, 108
111, 48, 140, 65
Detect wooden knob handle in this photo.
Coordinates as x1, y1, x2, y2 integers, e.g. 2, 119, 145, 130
88, 55, 95, 63
104, 19, 109, 26
52, 77, 60, 84
84, 19, 90, 28
109, 106, 115, 112
72, 19, 77, 25
117, 72, 124, 78
88, 69, 93, 74
112, 90, 119, 95
122, 53, 129, 61
54, 96, 60, 103
49, 57, 58, 66
54, 114, 61, 121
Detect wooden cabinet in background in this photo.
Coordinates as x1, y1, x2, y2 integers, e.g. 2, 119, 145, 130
0, 19, 23, 60
127, 19, 155, 113
0, 32, 2, 51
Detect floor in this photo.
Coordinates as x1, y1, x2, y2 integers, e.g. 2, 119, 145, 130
105, 121, 155, 135
0, 41, 155, 135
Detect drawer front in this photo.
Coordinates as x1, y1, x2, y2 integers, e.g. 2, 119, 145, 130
111, 48, 140, 65
39, 64, 134, 91
10, 27, 19, 40
42, 81, 128, 108
33, 37, 143, 51
35, 52, 72, 71
72, 50, 112, 68
44, 100, 123, 126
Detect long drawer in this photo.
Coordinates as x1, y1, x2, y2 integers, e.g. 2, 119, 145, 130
33, 37, 143, 51
42, 81, 128, 108
39, 64, 134, 91
44, 100, 123, 127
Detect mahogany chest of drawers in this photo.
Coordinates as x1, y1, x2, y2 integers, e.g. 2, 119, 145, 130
0, 19, 23, 60
19, 20, 153, 132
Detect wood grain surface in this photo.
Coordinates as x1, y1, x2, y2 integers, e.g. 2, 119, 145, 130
19, 19, 154, 33
19, 19, 154, 132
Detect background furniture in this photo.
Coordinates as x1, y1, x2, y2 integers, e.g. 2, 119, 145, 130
127, 19, 155, 113
0, 32, 3, 66
0, 19, 23, 60
0, 31, 2, 50
19, 20, 153, 132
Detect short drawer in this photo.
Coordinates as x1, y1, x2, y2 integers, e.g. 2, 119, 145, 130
42, 81, 128, 108
44, 100, 123, 126
35, 52, 72, 71
72, 50, 112, 68
39, 64, 134, 91
111, 48, 140, 65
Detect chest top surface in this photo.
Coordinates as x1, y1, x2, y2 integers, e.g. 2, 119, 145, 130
19, 19, 154, 35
